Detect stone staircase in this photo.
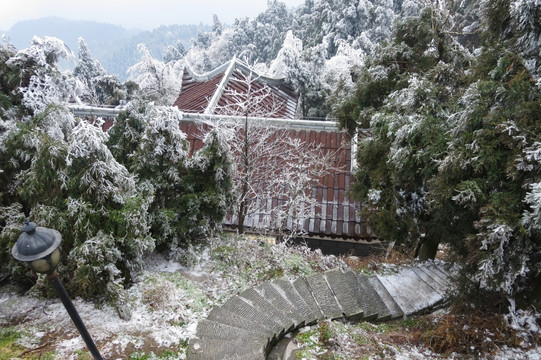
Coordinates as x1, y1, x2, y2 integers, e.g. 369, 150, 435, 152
188, 262, 455, 360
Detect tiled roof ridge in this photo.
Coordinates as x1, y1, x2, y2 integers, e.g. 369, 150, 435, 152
184, 57, 288, 86
204, 56, 238, 114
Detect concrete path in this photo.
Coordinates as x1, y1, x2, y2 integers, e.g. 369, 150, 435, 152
188, 262, 455, 360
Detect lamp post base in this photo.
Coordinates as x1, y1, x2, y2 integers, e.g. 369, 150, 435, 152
47, 271, 104, 360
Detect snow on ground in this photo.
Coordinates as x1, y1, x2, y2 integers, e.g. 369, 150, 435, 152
0, 235, 346, 359
1, 234, 539, 359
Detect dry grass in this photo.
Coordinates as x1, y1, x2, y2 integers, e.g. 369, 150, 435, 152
417, 310, 521, 357
344, 249, 413, 273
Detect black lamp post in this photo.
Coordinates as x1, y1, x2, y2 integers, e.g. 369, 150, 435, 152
12, 220, 104, 360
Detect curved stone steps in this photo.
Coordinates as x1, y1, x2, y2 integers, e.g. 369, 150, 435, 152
188, 262, 455, 360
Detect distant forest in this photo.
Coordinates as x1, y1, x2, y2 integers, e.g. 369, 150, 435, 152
2, 16, 210, 79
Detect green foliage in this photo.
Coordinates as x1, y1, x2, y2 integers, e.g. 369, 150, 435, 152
297, 329, 314, 342
0, 203, 35, 285
0, 43, 25, 118
0, 327, 22, 347
484, 0, 512, 41
129, 349, 184, 360
336, 9, 467, 252
430, 49, 541, 296
333, 2, 541, 300
357, 321, 397, 334
107, 102, 233, 252
0, 105, 154, 303
318, 320, 334, 346
73, 349, 92, 360
0, 327, 23, 360
0, 35, 232, 307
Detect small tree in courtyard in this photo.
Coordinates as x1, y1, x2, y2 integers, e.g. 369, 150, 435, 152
211, 69, 343, 237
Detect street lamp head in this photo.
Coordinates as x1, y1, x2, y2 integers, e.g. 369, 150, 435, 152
12, 220, 62, 274
11, 221, 103, 359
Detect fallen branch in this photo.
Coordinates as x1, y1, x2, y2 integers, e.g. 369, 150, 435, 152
19, 341, 52, 356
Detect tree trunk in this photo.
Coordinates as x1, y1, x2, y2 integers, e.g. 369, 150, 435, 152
238, 199, 246, 234
236, 113, 250, 234
417, 239, 439, 260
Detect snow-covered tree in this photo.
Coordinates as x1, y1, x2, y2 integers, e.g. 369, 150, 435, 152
127, 44, 183, 105
0, 39, 156, 310
269, 31, 303, 79
7, 36, 81, 114
74, 38, 137, 105
433, 51, 541, 298
0, 38, 23, 119
509, 0, 541, 85
107, 101, 233, 252
0, 104, 153, 304
334, 1, 541, 305
324, 40, 365, 114
186, 2, 292, 72
210, 70, 342, 236
163, 40, 186, 64
73, 38, 107, 104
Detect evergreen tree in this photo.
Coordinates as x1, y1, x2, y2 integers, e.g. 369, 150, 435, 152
74, 38, 139, 106
334, 1, 541, 304
73, 37, 107, 104
127, 44, 182, 105
0, 104, 153, 305
6, 36, 80, 114
107, 101, 233, 252
336, 7, 471, 258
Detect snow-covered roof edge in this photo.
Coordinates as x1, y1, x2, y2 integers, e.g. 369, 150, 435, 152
66, 104, 340, 132
184, 57, 288, 86
204, 56, 238, 114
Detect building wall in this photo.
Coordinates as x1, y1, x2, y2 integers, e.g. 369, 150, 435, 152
288, 237, 386, 257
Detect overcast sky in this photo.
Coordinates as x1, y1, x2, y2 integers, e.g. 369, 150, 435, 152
1, 0, 306, 31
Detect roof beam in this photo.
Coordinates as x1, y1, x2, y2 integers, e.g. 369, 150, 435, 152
204, 56, 237, 114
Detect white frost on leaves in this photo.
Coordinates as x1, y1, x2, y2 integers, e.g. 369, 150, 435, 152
367, 64, 389, 82
367, 188, 382, 204
476, 222, 531, 295
321, 40, 365, 95
7, 36, 82, 113
510, 0, 541, 84
20, 74, 77, 114
66, 118, 136, 204
522, 182, 541, 235
191, 127, 234, 186
127, 44, 183, 105
386, 75, 429, 112
480, 223, 513, 251
126, 102, 189, 179
506, 298, 541, 351
452, 181, 482, 208
269, 30, 303, 78
517, 142, 541, 172
7, 35, 74, 69
448, 81, 482, 135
